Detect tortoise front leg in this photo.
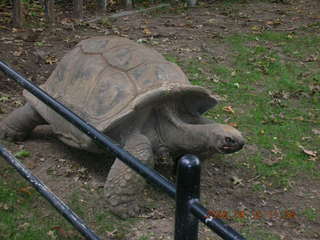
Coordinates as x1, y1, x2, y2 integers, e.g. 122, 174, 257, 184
104, 133, 154, 218
0, 103, 46, 141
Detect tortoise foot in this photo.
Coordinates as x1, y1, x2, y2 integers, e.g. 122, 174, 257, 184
105, 192, 142, 218
0, 124, 28, 141
104, 159, 146, 218
0, 103, 46, 142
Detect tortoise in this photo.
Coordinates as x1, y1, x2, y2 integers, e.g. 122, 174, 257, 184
0, 36, 245, 217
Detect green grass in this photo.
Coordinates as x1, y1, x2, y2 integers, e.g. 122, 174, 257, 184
170, 31, 320, 188
0, 163, 135, 239
242, 227, 282, 240
0, 166, 83, 240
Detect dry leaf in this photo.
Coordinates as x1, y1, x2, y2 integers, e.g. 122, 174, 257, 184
0, 203, 9, 210
298, 144, 317, 157
312, 129, 320, 135
271, 144, 282, 155
19, 186, 33, 195
223, 106, 235, 114
251, 25, 261, 31
228, 122, 238, 128
45, 55, 58, 65
231, 176, 243, 185
13, 48, 23, 56
47, 230, 57, 239
52, 226, 69, 238
143, 28, 152, 36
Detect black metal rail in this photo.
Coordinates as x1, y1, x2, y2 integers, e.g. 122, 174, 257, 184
0, 144, 101, 240
0, 61, 246, 240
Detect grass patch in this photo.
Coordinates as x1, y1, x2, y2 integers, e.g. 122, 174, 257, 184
0, 166, 84, 240
172, 31, 320, 187
0, 162, 136, 239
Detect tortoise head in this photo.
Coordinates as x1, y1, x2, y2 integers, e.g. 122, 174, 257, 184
207, 123, 245, 154
162, 121, 245, 158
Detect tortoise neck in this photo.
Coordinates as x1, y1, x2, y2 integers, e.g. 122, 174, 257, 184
158, 104, 211, 154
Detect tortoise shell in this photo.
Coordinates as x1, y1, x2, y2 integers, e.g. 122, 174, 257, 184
24, 36, 217, 150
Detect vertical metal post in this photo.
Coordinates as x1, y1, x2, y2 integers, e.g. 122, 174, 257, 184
73, 0, 83, 19
44, 0, 55, 23
175, 155, 201, 240
96, 0, 106, 15
13, 0, 23, 27
187, 0, 197, 7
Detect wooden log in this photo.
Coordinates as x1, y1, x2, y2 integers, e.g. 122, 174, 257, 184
73, 0, 83, 19
96, 0, 106, 16
13, 0, 23, 27
44, 0, 55, 23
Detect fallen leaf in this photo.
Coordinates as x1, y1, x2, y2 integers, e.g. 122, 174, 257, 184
47, 230, 57, 239
271, 144, 282, 155
45, 55, 58, 65
298, 144, 317, 157
13, 48, 23, 56
231, 176, 243, 185
52, 226, 69, 238
233, 82, 240, 88
19, 186, 33, 195
18, 222, 30, 230
0, 96, 9, 102
251, 25, 261, 31
223, 106, 235, 114
312, 129, 320, 135
304, 55, 318, 62
228, 122, 238, 128
0, 203, 9, 210
143, 28, 152, 36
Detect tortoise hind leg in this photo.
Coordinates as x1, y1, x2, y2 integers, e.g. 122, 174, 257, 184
104, 133, 154, 218
0, 103, 47, 141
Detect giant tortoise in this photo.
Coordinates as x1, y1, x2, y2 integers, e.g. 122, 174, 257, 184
0, 36, 245, 217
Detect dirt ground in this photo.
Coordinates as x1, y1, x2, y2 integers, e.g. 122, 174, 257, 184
0, 0, 319, 239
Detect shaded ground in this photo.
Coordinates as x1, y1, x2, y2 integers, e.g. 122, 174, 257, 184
0, 0, 319, 239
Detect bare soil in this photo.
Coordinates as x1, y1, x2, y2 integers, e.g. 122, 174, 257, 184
0, 0, 319, 239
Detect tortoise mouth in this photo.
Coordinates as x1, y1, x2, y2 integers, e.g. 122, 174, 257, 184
218, 144, 243, 154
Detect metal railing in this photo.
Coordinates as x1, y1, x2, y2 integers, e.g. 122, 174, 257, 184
0, 61, 246, 240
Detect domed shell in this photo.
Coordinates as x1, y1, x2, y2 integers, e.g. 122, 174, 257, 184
24, 36, 217, 150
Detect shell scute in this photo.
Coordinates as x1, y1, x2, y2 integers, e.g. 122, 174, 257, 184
86, 68, 136, 122
78, 37, 110, 54
103, 45, 165, 71
128, 62, 188, 92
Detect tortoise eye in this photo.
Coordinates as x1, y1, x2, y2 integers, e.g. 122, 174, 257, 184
225, 137, 234, 144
